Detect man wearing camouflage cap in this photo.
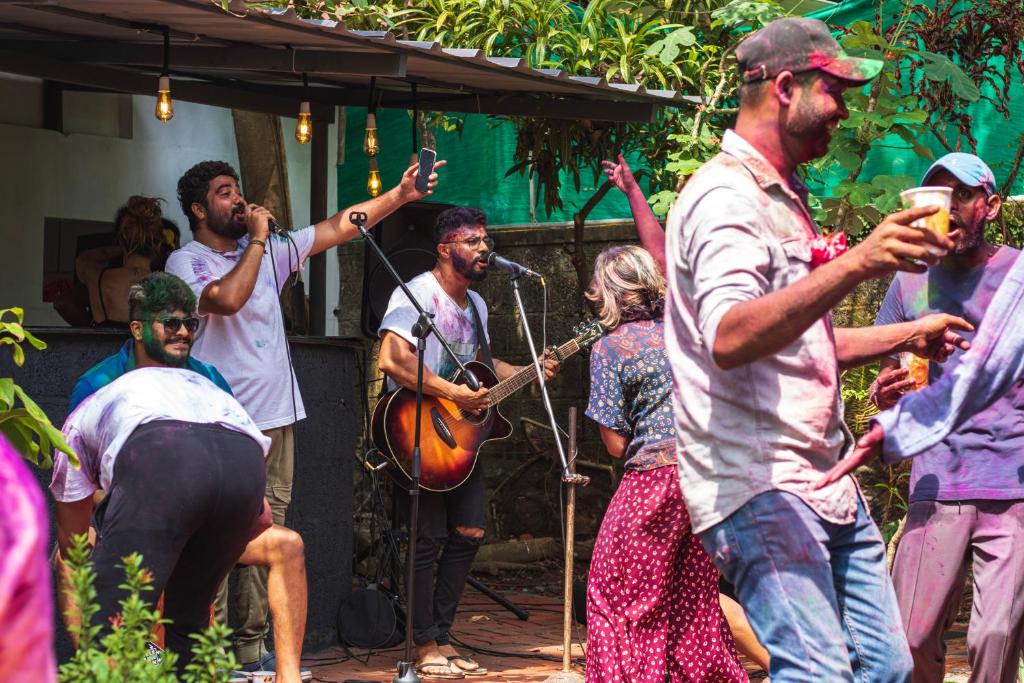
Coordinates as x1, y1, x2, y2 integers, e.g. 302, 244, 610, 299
664, 17, 973, 681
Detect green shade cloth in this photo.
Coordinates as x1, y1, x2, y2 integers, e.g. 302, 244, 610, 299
336, 107, 638, 224
808, 0, 1024, 197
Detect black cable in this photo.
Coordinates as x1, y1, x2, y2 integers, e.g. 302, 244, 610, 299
448, 633, 585, 668
266, 231, 300, 427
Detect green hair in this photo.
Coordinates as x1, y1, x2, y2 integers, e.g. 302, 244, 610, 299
128, 272, 197, 322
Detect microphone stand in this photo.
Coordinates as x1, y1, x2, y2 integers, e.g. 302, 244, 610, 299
505, 273, 579, 481
350, 211, 480, 683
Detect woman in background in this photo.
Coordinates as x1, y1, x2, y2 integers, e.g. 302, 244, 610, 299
584, 245, 757, 683
76, 196, 174, 327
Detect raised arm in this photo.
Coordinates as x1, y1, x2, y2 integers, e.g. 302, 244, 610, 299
310, 161, 446, 256
602, 155, 666, 271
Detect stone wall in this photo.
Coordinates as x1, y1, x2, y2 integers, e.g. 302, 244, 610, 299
336, 219, 642, 539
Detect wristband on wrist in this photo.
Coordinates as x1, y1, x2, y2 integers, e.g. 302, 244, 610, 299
250, 238, 267, 251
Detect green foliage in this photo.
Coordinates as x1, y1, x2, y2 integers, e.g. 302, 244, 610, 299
0, 307, 76, 468
59, 534, 238, 683
988, 199, 1024, 249
841, 362, 879, 438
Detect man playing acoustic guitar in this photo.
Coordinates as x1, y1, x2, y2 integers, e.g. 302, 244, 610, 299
378, 206, 559, 679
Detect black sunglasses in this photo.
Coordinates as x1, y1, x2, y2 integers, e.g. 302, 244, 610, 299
142, 316, 201, 334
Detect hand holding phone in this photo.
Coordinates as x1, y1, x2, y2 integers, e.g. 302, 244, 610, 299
415, 148, 437, 193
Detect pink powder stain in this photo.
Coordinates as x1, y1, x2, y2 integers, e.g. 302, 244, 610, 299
0, 436, 57, 682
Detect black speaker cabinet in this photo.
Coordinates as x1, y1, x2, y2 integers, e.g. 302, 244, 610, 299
360, 201, 453, 338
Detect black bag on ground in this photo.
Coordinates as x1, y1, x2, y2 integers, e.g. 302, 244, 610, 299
337, 583, 405, 649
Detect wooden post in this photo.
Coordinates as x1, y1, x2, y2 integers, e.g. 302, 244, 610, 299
545, 406, 586, 683
562, 406, 578, 672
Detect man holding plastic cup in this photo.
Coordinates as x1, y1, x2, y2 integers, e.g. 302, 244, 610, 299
867, 153, 1024, 682
664, 16, 978, 683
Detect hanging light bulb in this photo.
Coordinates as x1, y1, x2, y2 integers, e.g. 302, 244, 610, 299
155, 75, 173, 122
363, 112, 380, 157
295, 101, 312, 144
155, 29, 173, 122
367, 158, 382, 198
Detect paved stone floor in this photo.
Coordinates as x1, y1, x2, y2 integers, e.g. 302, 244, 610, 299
304, 589, 975, 682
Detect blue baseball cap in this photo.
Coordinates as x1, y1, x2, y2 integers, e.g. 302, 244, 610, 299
922, 153, 997, 196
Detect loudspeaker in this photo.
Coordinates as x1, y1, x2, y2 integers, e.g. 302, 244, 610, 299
360, 201, 452, 338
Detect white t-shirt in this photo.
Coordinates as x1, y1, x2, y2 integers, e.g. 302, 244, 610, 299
50, 367, 271, 503
378, 271, 489, 391
166, 228, 315, 430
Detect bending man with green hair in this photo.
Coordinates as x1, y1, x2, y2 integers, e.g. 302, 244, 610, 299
53, 272, 308, 683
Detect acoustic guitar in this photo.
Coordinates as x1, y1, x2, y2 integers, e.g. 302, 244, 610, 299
371, 320, 604, 492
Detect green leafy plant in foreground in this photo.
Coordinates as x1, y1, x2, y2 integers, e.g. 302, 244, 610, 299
0, 307, 76, 468
59, 534, 238, 682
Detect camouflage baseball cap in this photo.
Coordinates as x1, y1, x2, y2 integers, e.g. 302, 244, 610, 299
737, 17, 883, 84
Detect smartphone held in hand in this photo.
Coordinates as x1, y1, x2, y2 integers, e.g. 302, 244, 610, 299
415, 148, 436, 193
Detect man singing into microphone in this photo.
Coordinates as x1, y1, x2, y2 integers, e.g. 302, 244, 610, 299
166, 158, 443, 673
377, 206, 559, 678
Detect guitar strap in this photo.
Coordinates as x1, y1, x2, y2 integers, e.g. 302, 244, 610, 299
467, 295, 495, 371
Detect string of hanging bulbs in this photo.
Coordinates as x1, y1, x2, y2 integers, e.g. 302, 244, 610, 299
364, 77, 381, 197
153, 28, 315, 149
152, 29, 426, 199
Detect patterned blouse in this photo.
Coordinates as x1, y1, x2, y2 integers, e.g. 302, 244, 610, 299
586, 318, 676, 471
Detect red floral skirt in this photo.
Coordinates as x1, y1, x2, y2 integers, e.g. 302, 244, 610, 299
585, 465, 747, 683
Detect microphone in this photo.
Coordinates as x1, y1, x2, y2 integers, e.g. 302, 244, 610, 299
486, 252, 542, 279
268, 219, 288, 236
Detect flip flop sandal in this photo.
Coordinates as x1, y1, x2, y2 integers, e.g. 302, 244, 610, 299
447, 656, 488, 676
415, 662, 465, 680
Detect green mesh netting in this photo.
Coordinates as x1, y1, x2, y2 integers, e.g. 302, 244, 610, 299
336, 107, 637, 223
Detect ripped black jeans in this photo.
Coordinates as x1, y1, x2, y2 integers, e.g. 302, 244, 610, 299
398, 466, 486, 646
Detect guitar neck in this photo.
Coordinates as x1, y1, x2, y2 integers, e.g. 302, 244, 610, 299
486, 337, 583, 406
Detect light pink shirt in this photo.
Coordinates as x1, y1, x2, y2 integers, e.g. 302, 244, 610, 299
665, 129, 858, 534
0, 436, 57, 682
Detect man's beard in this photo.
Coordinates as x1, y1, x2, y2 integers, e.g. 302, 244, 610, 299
785, 99, 836, 161
207, 204, 247, 239
142, 331, 190, 368
453, 252, 487, 282
951, 214, 985, 254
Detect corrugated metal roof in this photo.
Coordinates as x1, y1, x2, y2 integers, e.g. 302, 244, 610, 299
0, 0, 699, 123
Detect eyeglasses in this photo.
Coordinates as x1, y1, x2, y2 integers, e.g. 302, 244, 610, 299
442, 235, 494, 250
143, 316, 201, 334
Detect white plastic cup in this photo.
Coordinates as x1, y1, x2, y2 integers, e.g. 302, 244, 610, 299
250, 673, 276, 683
900, 186, 953, 237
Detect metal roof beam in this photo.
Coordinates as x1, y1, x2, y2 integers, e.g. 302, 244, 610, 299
2, 40, 407, 77
0, 48, 336, 122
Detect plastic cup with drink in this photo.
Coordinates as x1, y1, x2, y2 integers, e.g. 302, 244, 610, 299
899, 351, 929, 392
900, 186, 953, 240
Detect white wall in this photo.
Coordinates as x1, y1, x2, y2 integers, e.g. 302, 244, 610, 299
0, 76, 340, 335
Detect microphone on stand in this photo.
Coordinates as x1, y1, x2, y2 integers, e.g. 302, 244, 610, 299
486, 252, 543, 279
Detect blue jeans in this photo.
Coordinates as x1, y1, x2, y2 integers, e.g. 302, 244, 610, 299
700, 490, 912, 683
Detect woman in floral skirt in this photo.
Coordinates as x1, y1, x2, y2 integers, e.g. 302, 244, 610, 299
583, 245, 748, 683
